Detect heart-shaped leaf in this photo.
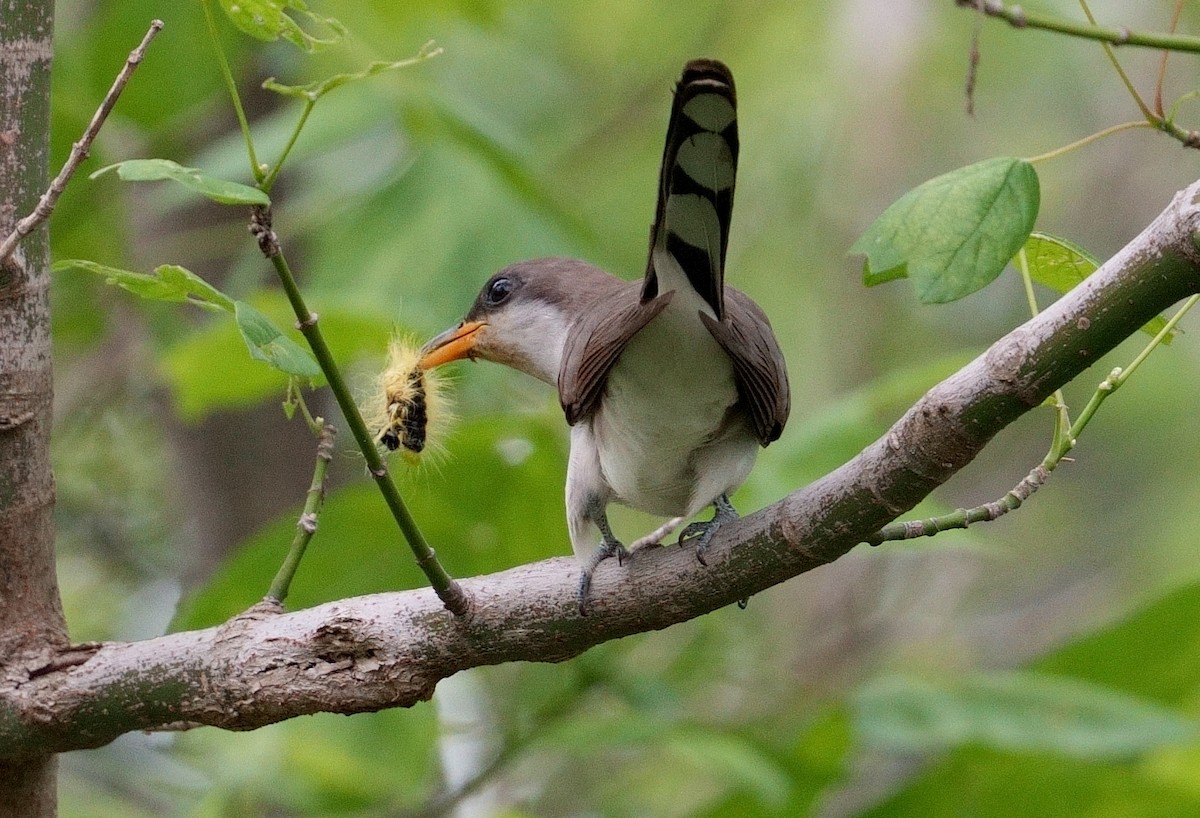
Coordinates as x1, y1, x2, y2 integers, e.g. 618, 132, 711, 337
853, 157, 1040, 304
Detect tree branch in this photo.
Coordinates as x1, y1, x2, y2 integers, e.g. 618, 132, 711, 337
0, 19, 162, 267
2, 179, 1199, 761
959, 0, 1200, 54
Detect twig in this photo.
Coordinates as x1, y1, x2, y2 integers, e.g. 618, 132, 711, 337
0, 19, 164, 266
1154, 0, 1187, 118
200, 0, 263, 184
249, 206, 471, 617
965, 1, 984, 116
963, 1, 1200, 151
865, 464, 1050, 545
869, 285, 1200, 548
266, 419, 335, 605
957, 0, 1200, 54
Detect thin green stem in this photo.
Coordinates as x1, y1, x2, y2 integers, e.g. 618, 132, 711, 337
1154, 0, 1187, 117
201, 0, 264, 184
1050, 293, 1198, 462
1025, 120, 1152, 164
267, 419, 335, 604
1115, 293, 1200, 387
1015, 247, 1039, 317
1014, 247, 1072, 451
261, 100, 315, 194
961, 0, 1200, 54
1076, 0, 1154, 121
1167, 91, 1200, 125
873, 253, 1200, 547
251, 208, 469, 615
286, 379, 322, 435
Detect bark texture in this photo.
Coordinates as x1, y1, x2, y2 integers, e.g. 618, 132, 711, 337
0, 0, 64, 812
2, 178, 1199, 762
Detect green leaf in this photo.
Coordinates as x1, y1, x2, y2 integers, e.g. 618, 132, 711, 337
263, 42, 442, 102
854, 672, 1196, 759
91, 159, 269, 206
233, 301, 321, 377
664, 731, 793, 807
862, 746, 1200, 818
52, 260, 236, 311
852, 157, 1040, 303
216, 0, 346, 52
1024, 232, 1175, 343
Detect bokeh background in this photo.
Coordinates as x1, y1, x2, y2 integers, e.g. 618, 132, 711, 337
45, 1, 1200, 815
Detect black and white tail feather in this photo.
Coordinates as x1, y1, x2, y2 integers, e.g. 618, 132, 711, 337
642, 59, 739, 321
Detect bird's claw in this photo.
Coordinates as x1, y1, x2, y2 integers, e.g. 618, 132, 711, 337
577, 537, 629, 616
677, 494, 739, 566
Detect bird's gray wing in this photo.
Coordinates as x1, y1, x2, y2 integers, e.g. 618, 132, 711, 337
641, 59, 738, 321
558, 285, 675, 425
700, 287, 790, 445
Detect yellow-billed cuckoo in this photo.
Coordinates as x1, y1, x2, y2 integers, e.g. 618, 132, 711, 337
419, 59, 790, 612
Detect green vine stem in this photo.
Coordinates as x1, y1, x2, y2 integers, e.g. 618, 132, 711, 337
266, 417, 335, 604
867, 280, 1200, 546
201, 0, 264, 183
260, 99, 314, 194
966, 0, 1200, 149
1047, 292, 1200, 463
250, 207, 470, 616
1025, 121, 1153, 165
960, 0, 1200, 54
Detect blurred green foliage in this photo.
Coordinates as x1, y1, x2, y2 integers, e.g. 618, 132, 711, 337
44, 1, 1200, 816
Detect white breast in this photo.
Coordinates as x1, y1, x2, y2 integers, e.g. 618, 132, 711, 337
591, 275, 756, 518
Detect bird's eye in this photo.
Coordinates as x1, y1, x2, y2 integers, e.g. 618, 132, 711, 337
483, 276, 514, 307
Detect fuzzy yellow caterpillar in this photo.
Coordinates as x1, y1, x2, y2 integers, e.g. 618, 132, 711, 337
368, 337, 450, 463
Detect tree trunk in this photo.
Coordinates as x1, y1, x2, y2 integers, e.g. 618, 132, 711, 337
0, 1, 65, 814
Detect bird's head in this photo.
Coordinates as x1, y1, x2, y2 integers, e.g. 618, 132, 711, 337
419, 258, 621, 385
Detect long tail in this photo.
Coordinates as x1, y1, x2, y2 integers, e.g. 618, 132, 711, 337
641, 58, 738, 321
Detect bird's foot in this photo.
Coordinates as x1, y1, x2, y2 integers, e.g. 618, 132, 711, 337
577, 536, 629, 617
677, 494, 739, 566
627, 516, 684, 554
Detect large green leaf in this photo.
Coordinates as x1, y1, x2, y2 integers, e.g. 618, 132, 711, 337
852, 157, 1040, 303
53, 260, 235, 311
216, 0, 345, 52
862, 746, 1200, 818
91, 159, 269, 206
854, 672, 1196, 759
1023, 232, 1174, 343
1037, 581, 1200, 705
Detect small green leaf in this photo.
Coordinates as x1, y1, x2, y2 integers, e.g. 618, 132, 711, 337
91, 159, 269, 206
53, 260, 235, 311
234, 300, 321, 377
852, 157, 1040, 304
854, 672, 1197, 759
1024, 232, 1175, 343
217, 0, 346, 52
263, 42, 442, 102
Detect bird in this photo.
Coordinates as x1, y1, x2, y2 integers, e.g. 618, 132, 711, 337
418, 58, 790, 613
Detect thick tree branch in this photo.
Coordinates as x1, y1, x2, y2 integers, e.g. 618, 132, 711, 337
2, 180, 1199, 761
